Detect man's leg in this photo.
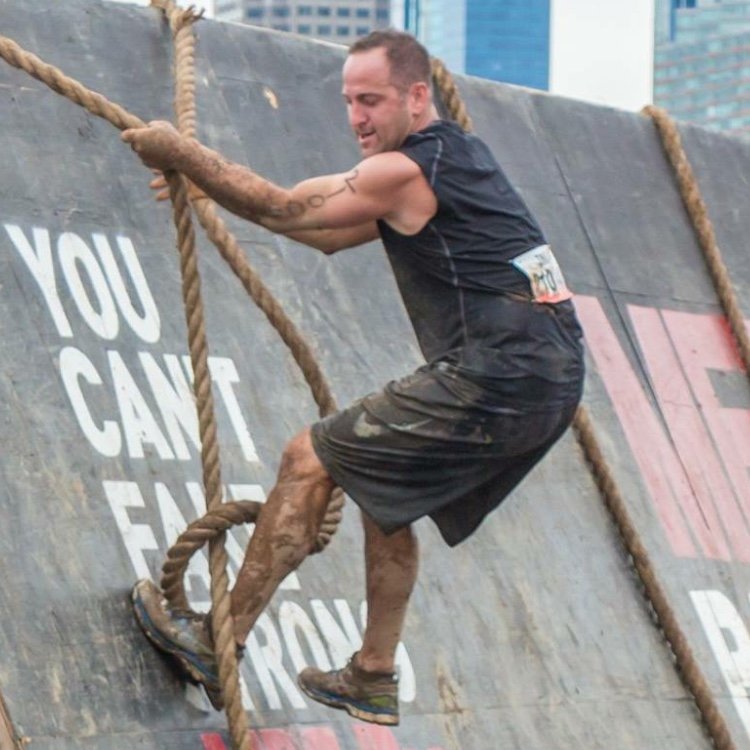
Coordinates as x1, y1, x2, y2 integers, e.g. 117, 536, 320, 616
358, 513, 418, 673
231, 428, 334, 643
132, 427, 334, 707
297, 513, 418, 725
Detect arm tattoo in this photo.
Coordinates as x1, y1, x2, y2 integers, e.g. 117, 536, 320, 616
326, 168, 359, 199
269, 168, 361, 219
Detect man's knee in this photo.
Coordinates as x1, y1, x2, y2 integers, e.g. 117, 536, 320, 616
278, 428, 331, 487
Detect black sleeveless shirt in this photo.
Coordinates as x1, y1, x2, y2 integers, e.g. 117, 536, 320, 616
376, 120, 584, 410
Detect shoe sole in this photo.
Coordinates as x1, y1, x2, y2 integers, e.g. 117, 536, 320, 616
297, 677, 399, 726
131, 585, 224, 711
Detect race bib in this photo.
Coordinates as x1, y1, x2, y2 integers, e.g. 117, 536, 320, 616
511, 244, 573, 304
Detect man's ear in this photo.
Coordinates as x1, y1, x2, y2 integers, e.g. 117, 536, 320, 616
410, 81, 431, 113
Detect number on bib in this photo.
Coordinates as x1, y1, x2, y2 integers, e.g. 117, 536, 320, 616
511, 244, 573, 304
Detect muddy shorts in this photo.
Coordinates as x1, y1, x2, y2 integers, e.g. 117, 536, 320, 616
310, 362, 581, 547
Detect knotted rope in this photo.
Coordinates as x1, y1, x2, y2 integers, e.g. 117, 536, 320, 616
431, 61, 737, 750
0, 20, 342, 750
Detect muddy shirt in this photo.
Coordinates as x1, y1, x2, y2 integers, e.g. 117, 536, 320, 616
376, 120, 584, 412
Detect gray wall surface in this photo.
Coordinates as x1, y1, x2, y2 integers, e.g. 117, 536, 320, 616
1, 1, 750, 748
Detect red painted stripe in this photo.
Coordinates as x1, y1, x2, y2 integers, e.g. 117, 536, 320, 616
628, 304, 734, 559
660, 309, 750, 560
301, 726, 341, 749
256, 728, 297, 749
351, 724, 401, 750
575, 296, 706, 558
201, 734, 227, 750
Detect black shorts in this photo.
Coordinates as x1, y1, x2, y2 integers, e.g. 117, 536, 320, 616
310, 362, 581, 546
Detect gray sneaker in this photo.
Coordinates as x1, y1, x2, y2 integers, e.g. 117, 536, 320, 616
131, 579, 224, 710
298, 653, 399, 725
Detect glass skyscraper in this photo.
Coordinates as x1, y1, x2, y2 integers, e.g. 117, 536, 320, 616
400, 0, 551, 88
654, 0, 750, 139
213, 0, 390, 45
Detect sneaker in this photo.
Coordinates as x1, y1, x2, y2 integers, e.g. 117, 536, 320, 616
297, 653, 399, 725
131, 579, 224, 710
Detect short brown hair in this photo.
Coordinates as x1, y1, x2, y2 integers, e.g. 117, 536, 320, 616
349, 29, 431, 92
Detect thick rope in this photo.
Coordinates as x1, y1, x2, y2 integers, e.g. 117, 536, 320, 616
149, 8, 251, 748
643, 105, 750, 375
430, 58, 473, 132
0, 25, 255, 750
150, 0, 342, 580
0, 29, 343, 748
0, 35, 144, 130
431, 60, 737, 750
150, 0, 345, 561
0, 30, 248, 750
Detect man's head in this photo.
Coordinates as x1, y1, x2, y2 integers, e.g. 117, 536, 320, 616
343, 30, 435, 157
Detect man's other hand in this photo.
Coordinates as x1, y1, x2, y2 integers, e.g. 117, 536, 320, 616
121, 121, 183, 172
149, 170, 170, 202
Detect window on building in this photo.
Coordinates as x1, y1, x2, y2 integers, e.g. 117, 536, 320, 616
355, 8, 370, 18
317, 6, 331, 16
375, 9, 388, 20
298, 23, 312, 33
356, 26, 369, 35
297, 5, 313, 15
247, 7, 263, 18
272, 23, 291, 31
318, 24, 332, 34
337, 7, 351, 16
336, 25, 350, 36
272, 6, 290, 17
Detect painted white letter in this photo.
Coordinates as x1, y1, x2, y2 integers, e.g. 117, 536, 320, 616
59, 346, 121, 457
109, 350, 174, 459
4, 224, 72, 337
278, 601, 332, 674
103, 481, 159, 580
58, 232, 119, 340
691, 589, 750, 735
182, 356, 259, 462
140, 353, 200, 461
92, 234, 160, 343
245, 612, 305, 710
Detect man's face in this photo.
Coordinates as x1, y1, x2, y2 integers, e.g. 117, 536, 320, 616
342, 47, 414, 157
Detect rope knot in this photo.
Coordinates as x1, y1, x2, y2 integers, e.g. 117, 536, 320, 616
150, 0, 204, 33
171, 6, 204, 34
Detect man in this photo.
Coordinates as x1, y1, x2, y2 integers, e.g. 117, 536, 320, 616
124, 30, 584, 726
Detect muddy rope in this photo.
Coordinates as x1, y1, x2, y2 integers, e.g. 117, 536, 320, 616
148, 0, 344, 579
0, 22, 342, 750
150, 4, 336, 746
0, 26, 257, 750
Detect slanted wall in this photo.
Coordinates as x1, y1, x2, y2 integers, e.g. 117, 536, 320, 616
1, 1, 750, 748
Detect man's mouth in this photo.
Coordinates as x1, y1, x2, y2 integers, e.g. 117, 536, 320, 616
358, 130, 375, 142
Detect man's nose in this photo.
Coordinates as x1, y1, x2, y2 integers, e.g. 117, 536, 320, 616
349, 102, 367, 128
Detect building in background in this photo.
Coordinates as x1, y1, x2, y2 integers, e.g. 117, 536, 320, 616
654, 0, 750, 139
105, 0, 215, 13
394, 0, 654, 112
213, 0, 390, 45
397, 0, 551, 89
104, 0, 659, 114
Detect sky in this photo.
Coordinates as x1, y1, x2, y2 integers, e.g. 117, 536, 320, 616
550, 0, 655, 111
